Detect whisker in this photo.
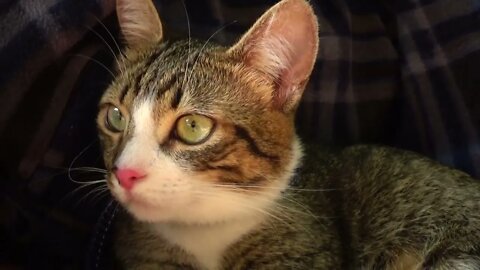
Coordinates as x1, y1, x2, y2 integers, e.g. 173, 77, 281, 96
90, 14, 126, 59
90, 187, 112, 204
193, 190, 297, 232
28, 166, 105, 186
50, 166, 107, 174
67, 141, 101, 184
84, 24, 124, 75
279, 193, 322, 220
211, 185, 320, 221
70, 54, 115, 78
77, 179, 108, 185
67, 174, 107, 186
180, 0, 192, 92
61, 179, 107, 203
65, 167, 107, 173
75, 185, 110, 207
212, 183, 337, 192
186, 21, 237, 86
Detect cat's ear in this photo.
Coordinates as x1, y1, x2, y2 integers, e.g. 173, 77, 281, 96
116, 0, 163, 48
228, 0, 319, 112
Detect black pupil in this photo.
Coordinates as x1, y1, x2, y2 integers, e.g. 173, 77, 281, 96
190, 120, 196, 129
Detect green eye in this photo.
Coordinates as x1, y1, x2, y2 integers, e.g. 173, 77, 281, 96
176, 114, 214, 144
106, 106, 126, 132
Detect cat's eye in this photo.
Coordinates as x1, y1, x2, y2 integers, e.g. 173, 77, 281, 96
176, 114, 214, 145
106, 106, 126, 132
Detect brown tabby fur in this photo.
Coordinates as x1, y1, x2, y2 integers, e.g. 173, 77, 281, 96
97, 0, 480, 269
98, 40, 294, 186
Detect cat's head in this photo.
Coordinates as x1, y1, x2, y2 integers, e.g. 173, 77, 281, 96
97, 0, 318, 224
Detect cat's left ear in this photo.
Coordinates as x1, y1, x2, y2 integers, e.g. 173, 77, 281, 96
228, 0, 319, 112
116, 0, 163, 49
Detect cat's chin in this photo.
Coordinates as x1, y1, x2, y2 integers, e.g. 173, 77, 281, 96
119, 195, 193, 223
122, 198, 232, 224
126, 202, 173, 222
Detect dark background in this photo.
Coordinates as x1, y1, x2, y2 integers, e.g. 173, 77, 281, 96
1, 0, 479, 269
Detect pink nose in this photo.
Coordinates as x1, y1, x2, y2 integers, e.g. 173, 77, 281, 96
114, 168, 146, 190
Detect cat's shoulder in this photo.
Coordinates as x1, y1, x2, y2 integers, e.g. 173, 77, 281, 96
339, 144, 469, 176
301, 142, 476, 185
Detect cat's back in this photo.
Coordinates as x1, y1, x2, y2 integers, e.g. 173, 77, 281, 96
228, 144, 480, 269
301, 143, 480, 197
303, 144, 480, 268
333, 144, 480, 201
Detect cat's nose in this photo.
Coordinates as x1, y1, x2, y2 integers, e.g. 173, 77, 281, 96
114, 168, 146, 190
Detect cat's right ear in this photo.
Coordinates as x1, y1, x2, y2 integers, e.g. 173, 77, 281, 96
116, 0, 163, 49
227, 0, 319, 113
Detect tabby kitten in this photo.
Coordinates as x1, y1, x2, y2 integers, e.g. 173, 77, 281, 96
97, 0, 480, 269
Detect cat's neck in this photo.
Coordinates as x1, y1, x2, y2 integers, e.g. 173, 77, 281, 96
153, 214, 266, 270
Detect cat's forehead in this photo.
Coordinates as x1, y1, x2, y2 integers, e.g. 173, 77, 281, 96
126, 40, 224, 85
111, 40, 233, 106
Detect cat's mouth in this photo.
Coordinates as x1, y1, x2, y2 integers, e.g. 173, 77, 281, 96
115, 188, 190, 208
114, 192, 184, 221
108, 178, 196, 221
124, 194, 158, 208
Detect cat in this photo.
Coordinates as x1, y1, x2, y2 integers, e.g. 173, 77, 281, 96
96, 0, 480, 269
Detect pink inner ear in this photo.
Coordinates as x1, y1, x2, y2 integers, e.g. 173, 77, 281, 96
233, 0, 319, 111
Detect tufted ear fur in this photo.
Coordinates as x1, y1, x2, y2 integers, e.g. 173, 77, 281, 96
116, 0, 163, 49
228, 0, 319, 113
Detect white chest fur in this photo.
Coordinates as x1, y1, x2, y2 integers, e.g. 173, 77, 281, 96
154, 216, 264, 270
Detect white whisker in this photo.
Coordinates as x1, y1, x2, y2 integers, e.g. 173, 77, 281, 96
211, 184, 320, 221
212, 183, 336, 192
66, 167, 108, 173
186, 21, 237, 86
193, 190, 297, 232
91, 14, 126, 61
75, 185, 110, 207
62, 179, 108, 201
90, 187, 112, 203
71, 54, 115, 78
180, 0, 192, 92
67, 141, 98, 183
84, 24, 124, 76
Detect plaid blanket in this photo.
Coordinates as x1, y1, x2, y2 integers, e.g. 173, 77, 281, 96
0, 0, 479, 268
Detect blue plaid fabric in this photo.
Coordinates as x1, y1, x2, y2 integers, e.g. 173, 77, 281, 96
0, 0, 116, 268
0, 0, 115, 180
301, 0, 480, 177
165, 0, 480, 177
0, 0, 479, 268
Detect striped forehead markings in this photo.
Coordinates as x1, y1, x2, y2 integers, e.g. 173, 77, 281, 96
170, 73, 184, 109
118, 45, 176, 103
119, 57, 158, 103
119, 71, 184, 106
119, 80, 131, 103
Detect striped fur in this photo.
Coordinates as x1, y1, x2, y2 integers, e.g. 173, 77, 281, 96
97, 1, 315, 268
98, 39, 296, 187
97, 0, 480, 269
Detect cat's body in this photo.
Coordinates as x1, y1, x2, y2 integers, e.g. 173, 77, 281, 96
97, 0, 480, 269
113, 144, 480, 269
